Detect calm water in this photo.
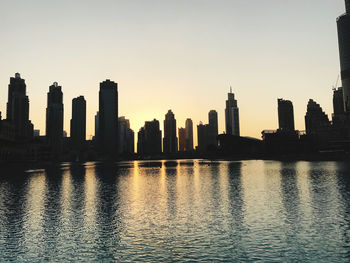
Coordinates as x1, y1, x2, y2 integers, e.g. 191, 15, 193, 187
1, 160, 350, 262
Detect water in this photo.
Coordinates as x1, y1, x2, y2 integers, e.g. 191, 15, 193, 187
1, 160, 350, 262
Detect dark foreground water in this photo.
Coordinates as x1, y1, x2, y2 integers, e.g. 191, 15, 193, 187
1, 160, 350, 262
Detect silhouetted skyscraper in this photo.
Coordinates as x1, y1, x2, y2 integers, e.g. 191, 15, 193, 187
178, 127, 186, 152
185, 118, 193, 151
70, 96, 86, 151
208, 110, 218, 148
6, 73, 33, 139
118, 116, 134, 154
94, 112, 99, 142
225, 88, 240, 136
337, 0, 350, 111
46, 82, 64, 155
333, 88, 345, 116
305, 99, 331, 136
137, 119, 162, 155
278, 99, 295, 131
163, 110, 178, 153
98, 80, 118, 156
197, 122, 209, 152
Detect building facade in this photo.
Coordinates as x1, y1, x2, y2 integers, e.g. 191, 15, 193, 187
305, 99, 331, 137
163, 110, 178, 153
278, 98, 295, 131
46, 82, 64, 155
225, 88, 240, 136
98, 80, 118, 156
185, 118, 194, 151
118, 116, 134, 155
208, 110, 218, 148
6, 73, 33, 140
137, 119, 162, 155
178, 127, 186, 152
197, 122, 209, 152
337, 0, 350, 111
70, 96, 86, 151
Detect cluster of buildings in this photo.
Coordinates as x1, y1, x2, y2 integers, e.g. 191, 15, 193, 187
0, 72, 241, 161
2, 0, 350, 161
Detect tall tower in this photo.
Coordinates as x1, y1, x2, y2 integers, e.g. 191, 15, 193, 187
208, 110, 218, 147
46, 82, 64, 154
277, 98, 295, 131
163, 110, 178, 153
98, 79, 118, 156
337, 0, 350, 111
225, 87, 240, 136
70, 96, 86, 151
6, 73, 33, 139
185, 118, 193, 151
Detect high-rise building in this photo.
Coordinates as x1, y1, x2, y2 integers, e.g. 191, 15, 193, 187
208, 110, 218, 147
225, 88, 240, 136
197, 122, 209, 152
305, 99, 331, 136
46, 82, 64, 154
70, 96, 86, 151
333, 87, 345, 116
337, 0, 350, 111
278, 99, 295, 131
185, 118, 193, 151
94, 112, 99, 142
6, 73, 33, 139
118, 116, 134, 154
178, 127, 186, 152
98, 80, 118, 156
163, 110, 178, 153
137, 119, 162, 155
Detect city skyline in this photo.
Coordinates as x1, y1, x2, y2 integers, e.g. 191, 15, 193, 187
0, 1, 346, 145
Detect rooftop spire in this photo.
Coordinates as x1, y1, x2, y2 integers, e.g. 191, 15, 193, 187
230, 86, 232, 93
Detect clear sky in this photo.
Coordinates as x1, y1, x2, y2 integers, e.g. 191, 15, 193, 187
0, 0, 346, 146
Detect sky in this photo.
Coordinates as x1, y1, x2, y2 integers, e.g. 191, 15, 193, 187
0, 0, 346, 146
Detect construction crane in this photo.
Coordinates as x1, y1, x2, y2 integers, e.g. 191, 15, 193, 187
332, 74, 340, 91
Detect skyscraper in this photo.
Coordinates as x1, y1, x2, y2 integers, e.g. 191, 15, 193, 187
277, 99, 295, 131
6, 73, 33, 139
185, 118, 193, 151
98, 79, 118, 156
208, 110, 218, 147
118, 116, 134, 154
333, 87, 345, 116
137, 119, 162, 155
197, 122, 209, 152
70, 96, 86, 151
46, 82, 64, 154
337, 0, 350, 111
305, 99, 331, 136
225, 88, 240, 136
178, 127, 186, 152
94, 112, 99, 143
163, 110, 178, 153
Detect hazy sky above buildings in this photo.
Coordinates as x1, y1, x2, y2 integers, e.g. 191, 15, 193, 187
0, 0, 346, 144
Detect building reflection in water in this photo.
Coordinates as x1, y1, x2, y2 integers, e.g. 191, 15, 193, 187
0, 167, 27, 261
2, 160, 350, 261
93, 162, 123, 261
43, 165, 64, 260
334, 162, 350, 259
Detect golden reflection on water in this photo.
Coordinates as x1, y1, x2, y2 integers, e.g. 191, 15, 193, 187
84, 164, 97, 234
23, 172, 46, 256
1, 160, 350, 262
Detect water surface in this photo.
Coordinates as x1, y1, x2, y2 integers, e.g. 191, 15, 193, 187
1, 160, 350, 262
